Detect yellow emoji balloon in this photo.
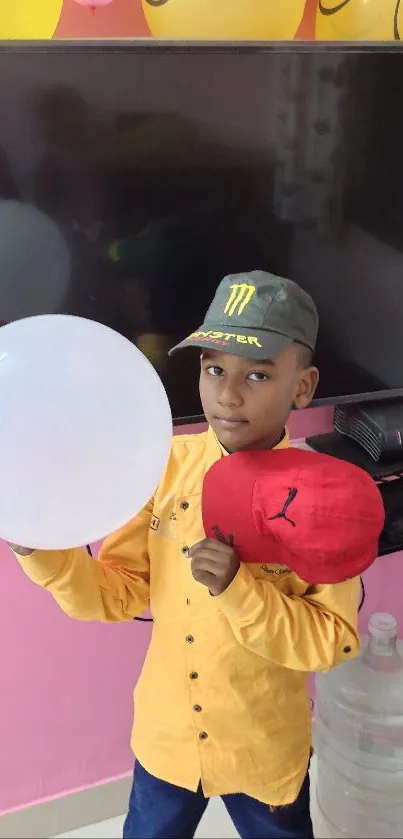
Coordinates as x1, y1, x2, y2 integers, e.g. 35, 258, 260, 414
316, 0, 400, 41
0, 0, 63, 39
142, 0, 307, 40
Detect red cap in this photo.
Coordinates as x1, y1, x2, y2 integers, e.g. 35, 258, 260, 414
202, 448, 385, 585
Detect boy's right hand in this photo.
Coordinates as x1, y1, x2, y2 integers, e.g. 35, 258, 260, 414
8, 543, 34, 556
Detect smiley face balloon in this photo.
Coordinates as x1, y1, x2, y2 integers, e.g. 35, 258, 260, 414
316, 0, 400, 41
0, 0, 63, 39
142, 0, 307, 40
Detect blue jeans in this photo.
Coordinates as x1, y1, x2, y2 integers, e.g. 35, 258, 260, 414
123, 761, 313, 839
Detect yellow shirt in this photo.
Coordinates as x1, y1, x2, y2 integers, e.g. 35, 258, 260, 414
15, 427, 360, 806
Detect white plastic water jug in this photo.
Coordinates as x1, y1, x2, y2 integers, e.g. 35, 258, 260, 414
314, 613, 403, 838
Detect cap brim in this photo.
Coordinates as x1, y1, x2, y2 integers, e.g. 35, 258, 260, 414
168, 326, 292, 360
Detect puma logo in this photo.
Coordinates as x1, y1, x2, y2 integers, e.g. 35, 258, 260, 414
211, 525, 234, 548
267, 488, 298, 528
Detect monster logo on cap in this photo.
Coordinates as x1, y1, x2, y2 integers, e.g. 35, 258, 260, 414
169, 270, 319, 361
224, 283, 256, 317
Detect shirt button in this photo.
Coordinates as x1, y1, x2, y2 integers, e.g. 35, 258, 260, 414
185, 635, 194, 644
189, 672, 198, 680
180, 501, 189, 511
193, 704, 202, 713
199, 731, 208, 740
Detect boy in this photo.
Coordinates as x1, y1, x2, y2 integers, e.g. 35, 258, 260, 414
12, 271, 360, 839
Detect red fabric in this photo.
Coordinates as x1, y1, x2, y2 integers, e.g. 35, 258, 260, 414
202, 448, 385, 584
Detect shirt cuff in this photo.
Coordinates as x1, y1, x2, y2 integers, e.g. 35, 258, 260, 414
13, 548, 70, 584
216, 562, 268, 624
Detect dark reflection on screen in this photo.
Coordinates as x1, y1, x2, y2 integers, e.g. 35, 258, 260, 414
0, 49, 402, 419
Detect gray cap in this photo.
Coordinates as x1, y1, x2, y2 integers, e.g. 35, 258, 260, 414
169, 270, 318, 359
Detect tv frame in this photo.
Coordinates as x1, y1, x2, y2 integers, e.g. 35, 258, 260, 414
1, 40, 402, 425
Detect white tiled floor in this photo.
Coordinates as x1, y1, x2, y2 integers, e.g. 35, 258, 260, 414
54, 816, 125, 839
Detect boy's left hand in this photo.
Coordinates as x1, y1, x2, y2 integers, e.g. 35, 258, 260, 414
188, 539, 240, 596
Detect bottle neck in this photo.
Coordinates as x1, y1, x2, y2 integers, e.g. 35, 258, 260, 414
364, 633, 403, 673
367, 633, 398, 656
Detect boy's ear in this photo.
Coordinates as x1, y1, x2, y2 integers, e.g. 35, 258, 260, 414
293, 366, 319, 410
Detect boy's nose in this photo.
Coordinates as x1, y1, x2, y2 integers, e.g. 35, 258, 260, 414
218, 383, 243, 408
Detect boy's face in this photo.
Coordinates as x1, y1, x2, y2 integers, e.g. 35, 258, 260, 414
199, 346, 318, 452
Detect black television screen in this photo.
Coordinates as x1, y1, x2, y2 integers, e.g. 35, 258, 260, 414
0, 43, 402, 421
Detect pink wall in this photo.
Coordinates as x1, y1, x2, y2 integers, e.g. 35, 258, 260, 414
0, 559, 148, 812
0, 406, 398, 813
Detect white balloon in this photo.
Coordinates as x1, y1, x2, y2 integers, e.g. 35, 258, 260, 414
0, 315, 172, 549
0, 200, 70, 321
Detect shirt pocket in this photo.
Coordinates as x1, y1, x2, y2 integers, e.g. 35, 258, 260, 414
148, 492, 206, 621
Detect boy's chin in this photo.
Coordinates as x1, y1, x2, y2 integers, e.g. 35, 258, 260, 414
210, 419, 282, 453
211, 420, 253, 452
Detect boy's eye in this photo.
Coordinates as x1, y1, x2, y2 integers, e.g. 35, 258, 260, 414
247, 371, 269, 382
206, 365, 224, 377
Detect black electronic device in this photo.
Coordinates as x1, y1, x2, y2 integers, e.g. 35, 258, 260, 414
377, 477, 403, 557
1, 44, 403, 421
308, 401, 403, 472
335, 402, 403, 462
